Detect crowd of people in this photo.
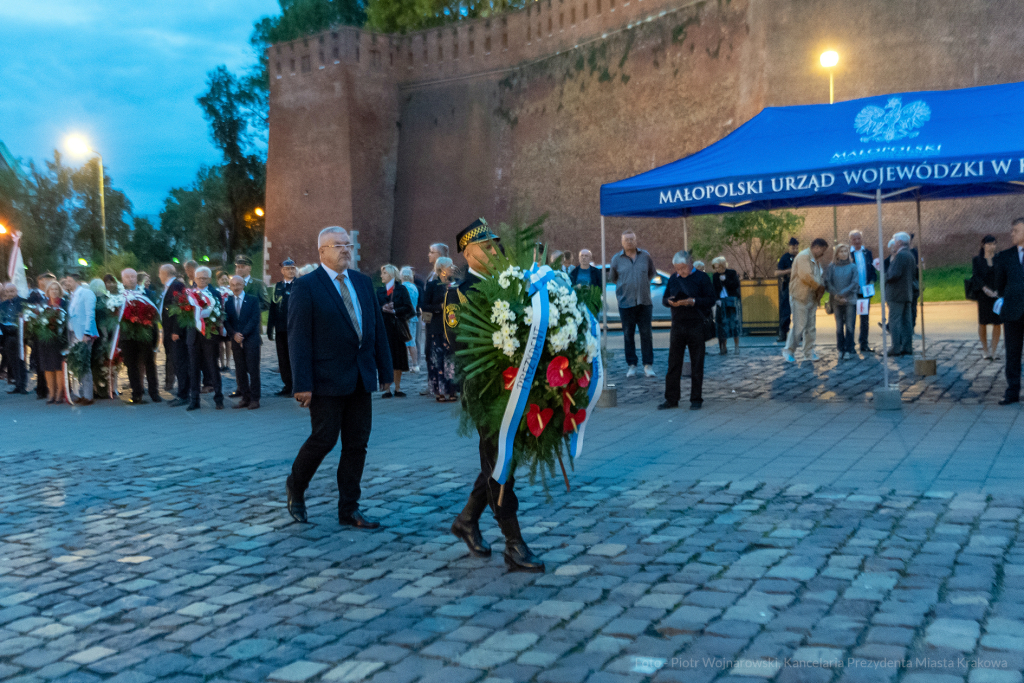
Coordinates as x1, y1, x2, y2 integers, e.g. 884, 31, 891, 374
2, 218, 1023, 412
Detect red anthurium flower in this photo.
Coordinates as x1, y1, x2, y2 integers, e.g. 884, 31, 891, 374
561, 381, 578, 416
578, 370, 591, 388
563, 409, 587, 434
546, 356, 572, 388
526, 404, 554, 437
502, 366, 518, 391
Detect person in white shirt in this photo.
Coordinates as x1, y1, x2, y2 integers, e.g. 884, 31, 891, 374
66, 272, 98, 405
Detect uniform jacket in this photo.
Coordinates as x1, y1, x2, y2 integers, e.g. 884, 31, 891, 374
243, 277, 269, 312
267, 279, 293, 337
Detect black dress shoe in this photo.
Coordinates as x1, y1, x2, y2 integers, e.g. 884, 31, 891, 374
498, 517, 544, 573
186, 403, 200, 411
215, 402, 224, 410
657, 401, 678, 410
286, 477, 308, 523
275, 388, 292, 397
168, 398, 189, 407
690, 402, 703, 410
998, 397, 1020, 406
339, 510, 380, 529
451, 515, 491, 557
7, 388, 28, 394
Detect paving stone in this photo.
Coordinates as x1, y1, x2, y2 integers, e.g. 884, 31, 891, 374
925, 618, 981, 651
267, 661, 330, 682
323, 660, 387, 682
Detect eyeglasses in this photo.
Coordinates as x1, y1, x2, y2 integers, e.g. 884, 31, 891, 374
322, 243, 354, 251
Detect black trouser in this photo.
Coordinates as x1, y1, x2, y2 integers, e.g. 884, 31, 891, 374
1004, 319, 1024, 402
2, 328, 25, 391
778, 290, 791, 339
290, 380, 372, 516
664, 323, 705, 405
31, 341, 47, 397
620, 304, 654, 367
856, 297, 871, 350
275, 331, 292, 392
231, 338, 261, 401
163, 328, 176, 390
464, 428, 518, 522
121, 340, 159, 401
188, 330, 222, 405
168, 334, 190, 400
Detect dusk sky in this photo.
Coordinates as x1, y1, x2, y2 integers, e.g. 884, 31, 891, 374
1, 0, 281, 217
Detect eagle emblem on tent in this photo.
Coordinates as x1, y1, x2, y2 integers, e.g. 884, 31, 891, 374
854, 97, 931, 143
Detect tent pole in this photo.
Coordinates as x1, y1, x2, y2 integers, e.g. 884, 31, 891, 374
877, 189, 889, 389
917, 199, 926, 358
683, 215, 689, 252
600, 214, 608, 384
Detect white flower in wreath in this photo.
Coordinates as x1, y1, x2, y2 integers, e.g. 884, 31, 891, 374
584, 329, 599, 362
490, 299, 516, 325
498, 266, 524, 289
492, 324, 521, 358
522, 306, 533, 326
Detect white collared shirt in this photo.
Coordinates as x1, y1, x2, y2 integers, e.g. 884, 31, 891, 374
851, 247, 868, 287
468, 268, 486, 280
320, 263, 363, 331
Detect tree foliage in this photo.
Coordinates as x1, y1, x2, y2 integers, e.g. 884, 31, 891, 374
366, 0, 526, 33
689, 210, 804, 279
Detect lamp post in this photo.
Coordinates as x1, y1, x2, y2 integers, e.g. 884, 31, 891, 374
65, 135, 107, 267
820, 50, 840, 245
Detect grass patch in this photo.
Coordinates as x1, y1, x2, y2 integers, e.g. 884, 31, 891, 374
821, 264, 971, 305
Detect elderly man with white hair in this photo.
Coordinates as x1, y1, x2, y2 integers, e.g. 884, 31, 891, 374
186, 266, 225, 410
120, 268, 162, 404
885, 232, 917, 357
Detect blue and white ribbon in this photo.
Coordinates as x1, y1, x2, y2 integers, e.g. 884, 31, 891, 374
494, 264, 556, 485
569, 306, 603, 459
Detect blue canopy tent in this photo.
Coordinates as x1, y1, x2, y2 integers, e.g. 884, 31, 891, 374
599, 81, 1024, 403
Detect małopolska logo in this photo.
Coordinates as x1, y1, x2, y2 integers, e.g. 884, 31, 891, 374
854, 97, 931, 143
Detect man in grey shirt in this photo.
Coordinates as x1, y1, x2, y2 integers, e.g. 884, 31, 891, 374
610, 230, 657, 377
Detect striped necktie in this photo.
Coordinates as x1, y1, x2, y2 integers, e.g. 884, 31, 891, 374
336, 273, 362, 342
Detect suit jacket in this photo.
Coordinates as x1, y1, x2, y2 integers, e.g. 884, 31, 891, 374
569, 265, 602, 287
995, 246, 1024, 322
225, 292, 263, 344
68, 286, 98, 339
287, 266, 392, 396
161, 279, 187, 336
885, 248, 917, 303
267, 280, 294, 336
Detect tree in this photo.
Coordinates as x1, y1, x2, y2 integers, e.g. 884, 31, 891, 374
365, 0, 525, 33
129, 216, 173, 265
197, 68, 267, 259
689, 210, 804, 278
22, 153, 76, 275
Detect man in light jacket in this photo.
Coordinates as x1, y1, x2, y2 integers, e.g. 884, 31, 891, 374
783, 238, 828, 363
885, 232, 917, 357
66, 272, 98, 405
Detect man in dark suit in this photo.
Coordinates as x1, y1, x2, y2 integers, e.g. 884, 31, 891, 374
885, 232, 916, 357
995, 217, 1024, 405
225, 275, 262, 409
267, 259, 297, 396
285, 226, 392, 529
848, 230, 878, 353
159, 264, 191, 406
444, 219, 545, 573
186, 267, 225, 411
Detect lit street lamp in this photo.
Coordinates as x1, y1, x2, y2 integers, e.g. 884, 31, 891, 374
820, 50, 840, 244
65, 135, 107, 266
254, 207, 264, 217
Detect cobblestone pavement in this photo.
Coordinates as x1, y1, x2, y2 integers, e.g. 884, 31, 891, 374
3, 448, 1024, 683
605, 340, 1010, 406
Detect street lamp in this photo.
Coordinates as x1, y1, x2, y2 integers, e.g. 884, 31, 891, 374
0, 223, 7, 235
819, 50, 840, 244
254, 207, 264, 217
65, 135, 107, 266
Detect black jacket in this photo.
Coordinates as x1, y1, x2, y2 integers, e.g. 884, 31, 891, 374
287, 267, 392, 396
995, 246, 1024, 323
972, 255, 997, 298
663, 271, 716, 324
421, 279, 450, 336
267, 279, 294, 338
225, 292, 263, 344
712, 269, 741, 299
569, 265, 602, 287
161, 279, 187, 336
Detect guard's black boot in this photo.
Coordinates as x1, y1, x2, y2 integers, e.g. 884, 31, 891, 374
498, 516, 545, 573
451, 495, 491, 557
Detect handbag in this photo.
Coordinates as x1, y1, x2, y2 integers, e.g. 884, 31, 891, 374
824, 298, 834, 315
698, 309, 716, 342
420, 311, 433, 324
964, 278, 978, 301
396, 318, 413, 342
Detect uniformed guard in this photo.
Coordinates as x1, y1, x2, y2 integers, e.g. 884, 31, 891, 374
268, 258, 297, 396
445, 219, 545, 573
775, 237, 799, 342
234, 255, 269, 311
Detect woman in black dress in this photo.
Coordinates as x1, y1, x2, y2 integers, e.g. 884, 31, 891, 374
38, 281, 69, 404
376, 264, 415, 397
421, 257, 459, 401
972, 234, 1001, 360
